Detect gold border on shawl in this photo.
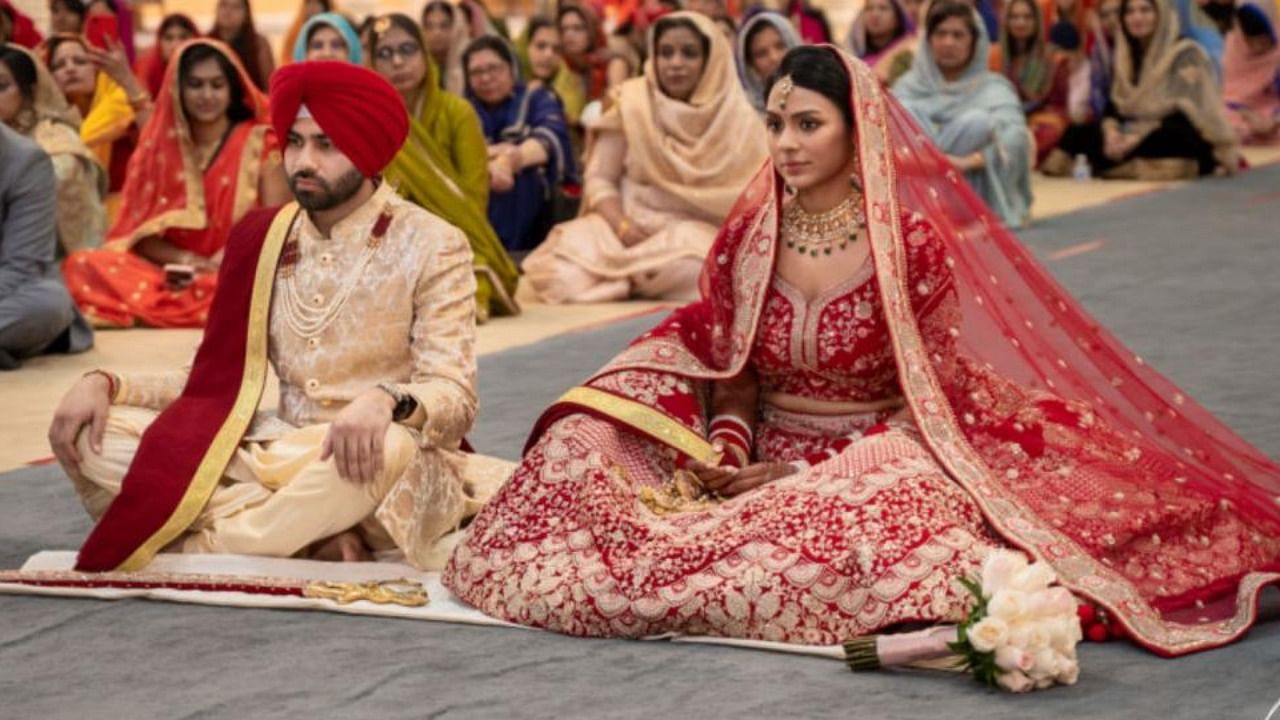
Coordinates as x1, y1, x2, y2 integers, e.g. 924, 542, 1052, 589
557, 386, 719, 464
105, 69, 208, 252
843, 49, 1275, 655
229, 125, 269, 223
474, 266, 521, 316
114, 204, 299, 572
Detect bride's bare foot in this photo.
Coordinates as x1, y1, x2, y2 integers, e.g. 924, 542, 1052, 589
309, 530, 372, 562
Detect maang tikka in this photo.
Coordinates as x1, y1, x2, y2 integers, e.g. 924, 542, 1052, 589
776, 75, 795, 111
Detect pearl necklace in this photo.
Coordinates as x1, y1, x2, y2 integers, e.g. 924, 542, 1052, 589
278, 210, 392, 340
781, 195, 866, 257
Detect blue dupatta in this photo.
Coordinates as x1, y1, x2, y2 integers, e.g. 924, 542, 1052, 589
467, 46, 576, 253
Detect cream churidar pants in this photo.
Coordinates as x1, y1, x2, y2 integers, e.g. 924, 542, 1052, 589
70, 406, 416, 558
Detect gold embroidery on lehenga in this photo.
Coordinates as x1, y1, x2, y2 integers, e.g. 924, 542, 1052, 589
639, 470, 722, 515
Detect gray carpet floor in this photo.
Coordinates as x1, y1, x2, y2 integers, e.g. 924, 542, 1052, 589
3, 168, 1280, 719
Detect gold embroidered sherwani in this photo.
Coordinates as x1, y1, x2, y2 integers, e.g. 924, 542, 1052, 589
71, 183, 511, 569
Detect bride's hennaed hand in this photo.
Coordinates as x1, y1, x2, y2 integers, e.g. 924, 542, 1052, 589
718, 462, 795, 497
686, 458, 738, 493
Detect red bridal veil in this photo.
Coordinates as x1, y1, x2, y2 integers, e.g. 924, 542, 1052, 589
590, 46, 1280, 656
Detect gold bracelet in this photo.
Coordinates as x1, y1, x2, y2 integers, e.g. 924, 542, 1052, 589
616, 218, 632, 238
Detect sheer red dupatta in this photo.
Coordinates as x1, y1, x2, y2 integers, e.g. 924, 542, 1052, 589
531, 45, 1280, 655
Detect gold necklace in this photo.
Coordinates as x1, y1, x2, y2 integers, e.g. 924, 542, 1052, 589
781, 195, 866, 257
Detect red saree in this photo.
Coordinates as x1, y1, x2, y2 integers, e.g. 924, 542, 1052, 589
63, 39, 278, 328
445, 47, 1280, 655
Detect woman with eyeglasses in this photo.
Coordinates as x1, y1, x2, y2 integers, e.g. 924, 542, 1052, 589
463, 35, 575, 255
368, 13, 519, 322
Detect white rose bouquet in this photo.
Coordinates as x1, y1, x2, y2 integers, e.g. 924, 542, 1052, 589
844, 550, 1083, 693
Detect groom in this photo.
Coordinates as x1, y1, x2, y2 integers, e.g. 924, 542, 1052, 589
48, 62, 485, 571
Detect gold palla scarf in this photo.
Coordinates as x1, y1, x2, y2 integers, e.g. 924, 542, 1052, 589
1110, 0, 1239, 170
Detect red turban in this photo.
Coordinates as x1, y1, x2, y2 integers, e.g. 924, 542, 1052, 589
269, 62, 409, 177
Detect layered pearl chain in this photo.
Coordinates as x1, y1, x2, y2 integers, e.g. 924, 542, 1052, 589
278, 210, 392, 340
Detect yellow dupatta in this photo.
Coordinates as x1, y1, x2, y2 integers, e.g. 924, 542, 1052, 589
80, 67, 134, 169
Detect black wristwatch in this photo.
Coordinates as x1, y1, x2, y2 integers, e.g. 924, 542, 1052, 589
377, 382, 418, 422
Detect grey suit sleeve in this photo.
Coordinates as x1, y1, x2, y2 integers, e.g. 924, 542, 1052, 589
0, 145, 58, 298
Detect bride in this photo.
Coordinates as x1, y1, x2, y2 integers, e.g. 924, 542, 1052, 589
444, 45, 1280, 655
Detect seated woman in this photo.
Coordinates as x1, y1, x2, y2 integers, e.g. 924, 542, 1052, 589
421, 0, 469, 96
517, 16, 585, 128
463, 36, 574, 255
991, 0, 1073, 165
1222, 0, 1280, 144
292, 12, 361, 64
1, 44, 106, 255
278, 0, 334, 67
557, 3, 614, 106
49, 0, 85, 34
133, 13, 198, 98
846, 0, 918, 86
524, 12, 767, 304
736, 12, 803, 112
44, 33, 148, 191
369, 13, 518, 321
785, 0, 835, 43
48, 0, 133, 56
893, 1, 1033, 228
208, 0, 273, 91
444, 45, 1280, 657
63, 40, 289, 328
1085, 0, 1121, 122
1052, 0, 1238, 178
2, 0, 44, 48
1040, 0, 1103, 53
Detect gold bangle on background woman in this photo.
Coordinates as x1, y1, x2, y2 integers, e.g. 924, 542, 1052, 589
127, 91, 152, 111
616, 218, 633, 239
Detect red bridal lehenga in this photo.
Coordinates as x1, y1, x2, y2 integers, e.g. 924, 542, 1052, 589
443, 47, 1280, 655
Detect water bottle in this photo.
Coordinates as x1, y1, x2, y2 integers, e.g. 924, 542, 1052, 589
1072, 154, 1091, 182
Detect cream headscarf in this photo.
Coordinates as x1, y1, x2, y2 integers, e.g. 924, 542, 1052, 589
4, 42, 105, 252
1111, 0, 1239, 170
6, 43, 83, 151
594, 11, 768, 220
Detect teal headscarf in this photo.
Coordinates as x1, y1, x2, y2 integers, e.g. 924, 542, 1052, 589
292, 13, 363, 64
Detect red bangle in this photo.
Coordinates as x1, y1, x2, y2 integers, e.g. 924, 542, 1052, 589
709, 428, 750, 469
84, 369, 118, 403
711, 435, 749, 469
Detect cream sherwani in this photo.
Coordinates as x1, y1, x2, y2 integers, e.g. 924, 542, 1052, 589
71, 183, 511, 569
